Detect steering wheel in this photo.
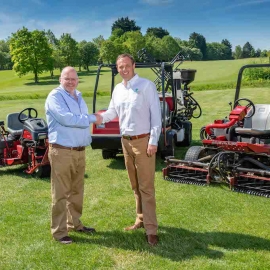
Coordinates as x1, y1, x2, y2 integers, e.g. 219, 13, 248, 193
18, 108, 38, 123
234, 98, 255, 118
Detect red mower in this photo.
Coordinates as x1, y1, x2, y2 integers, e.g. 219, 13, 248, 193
163, 64, 270, 198
0, 108, 50, 177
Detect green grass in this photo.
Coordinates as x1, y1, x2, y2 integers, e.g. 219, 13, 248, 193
0, 57, 269, 100
1, 83, 270, 269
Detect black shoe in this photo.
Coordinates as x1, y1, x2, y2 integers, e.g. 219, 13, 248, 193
58, 236, 72, 244
76, 226, 96, 234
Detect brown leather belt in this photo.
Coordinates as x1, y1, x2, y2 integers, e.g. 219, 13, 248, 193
122, 133, 150, 140
49, 143, 85, 151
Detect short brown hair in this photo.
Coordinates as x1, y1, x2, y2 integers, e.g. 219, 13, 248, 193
116, 53, 135, 65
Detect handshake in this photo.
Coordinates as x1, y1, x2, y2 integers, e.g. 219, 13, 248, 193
94, 113, 103, 125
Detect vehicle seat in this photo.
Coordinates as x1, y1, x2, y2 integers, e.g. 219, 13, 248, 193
235, 104, 270, 143
6, 112, 27, 137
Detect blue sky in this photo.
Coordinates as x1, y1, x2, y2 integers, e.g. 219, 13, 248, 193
1, 0, 270, 51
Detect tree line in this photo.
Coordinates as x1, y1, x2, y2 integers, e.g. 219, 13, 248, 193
0, 17, 269, 83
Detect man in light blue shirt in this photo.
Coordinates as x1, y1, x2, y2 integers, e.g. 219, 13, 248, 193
45, 66, 102, 244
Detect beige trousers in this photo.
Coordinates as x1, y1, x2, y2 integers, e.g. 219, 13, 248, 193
122, 136, 158, 235
48, 146, 86, 240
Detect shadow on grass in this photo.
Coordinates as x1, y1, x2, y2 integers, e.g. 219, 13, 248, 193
24, 80, 59, 86
106, 155, 126, 170
77, 70, 112, 77
0, 165, 50, 182
71, 226, 270, 261
24, 79, 86, 86
106, 140, 203, 172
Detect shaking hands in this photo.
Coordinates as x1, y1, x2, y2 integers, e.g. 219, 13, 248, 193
94, 113, 103, 125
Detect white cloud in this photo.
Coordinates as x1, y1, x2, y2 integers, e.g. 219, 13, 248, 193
29, 0, 44, 6
0, 12, 114, 41
140, 0, 174, 5
225, 0, 270, 9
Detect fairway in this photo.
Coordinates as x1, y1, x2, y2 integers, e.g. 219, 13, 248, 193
0, 57, 268, 101
1, 79, 270, 269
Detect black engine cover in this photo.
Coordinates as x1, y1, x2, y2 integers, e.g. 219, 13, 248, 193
23, 118, 48, 141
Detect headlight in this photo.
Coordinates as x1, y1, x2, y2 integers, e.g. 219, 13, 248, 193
38, 133, 47, 139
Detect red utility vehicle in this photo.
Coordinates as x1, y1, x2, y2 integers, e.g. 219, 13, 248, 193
91, 49, 202, 159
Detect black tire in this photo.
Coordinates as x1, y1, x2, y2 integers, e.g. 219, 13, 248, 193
34, 164, 51, 178
175, 121, 192, 147
102, 149, 117, 159
160, 137, 175, 159
184, 146, 205, 161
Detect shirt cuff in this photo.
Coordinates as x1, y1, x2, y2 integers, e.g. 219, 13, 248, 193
149, 136, 158, 146
88, 114, 97, 123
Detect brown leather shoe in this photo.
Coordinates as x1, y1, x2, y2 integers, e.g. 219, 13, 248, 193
57, 236, 72, 244
124, 222, 144, 231
76, 226, 96, 233
146, 234, 158, 246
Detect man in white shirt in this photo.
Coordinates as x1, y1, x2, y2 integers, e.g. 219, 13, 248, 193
101, 54, 161, 246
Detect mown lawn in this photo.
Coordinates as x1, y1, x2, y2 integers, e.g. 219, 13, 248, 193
1, 82, 270, 269
0, 57, 268, 100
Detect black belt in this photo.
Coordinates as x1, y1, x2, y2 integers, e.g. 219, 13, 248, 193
49, 143, 85, 151
122, 133, 150, 140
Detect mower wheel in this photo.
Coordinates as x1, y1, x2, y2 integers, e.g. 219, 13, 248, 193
184, 146, 205, 161
176, 121, 192, 147
102, 149, 117, 159
34, 164, 51, 178
160, 138, 175, 160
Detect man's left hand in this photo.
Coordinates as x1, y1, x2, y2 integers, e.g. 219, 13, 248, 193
147, 144, 157, 157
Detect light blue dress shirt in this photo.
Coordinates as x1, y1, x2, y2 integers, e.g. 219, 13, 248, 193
101, 74, 161, 145
45, 85, 96, 147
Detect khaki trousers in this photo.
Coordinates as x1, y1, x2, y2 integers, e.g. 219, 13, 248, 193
122, 136, 158, 235
48, 146, 86, 240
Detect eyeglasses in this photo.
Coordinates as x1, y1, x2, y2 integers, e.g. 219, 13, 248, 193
62, 77, 78, 82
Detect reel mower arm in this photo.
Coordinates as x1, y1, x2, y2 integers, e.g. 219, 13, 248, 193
205, 99, 254, 135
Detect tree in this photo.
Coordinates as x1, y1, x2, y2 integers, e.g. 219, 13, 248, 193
189, 32, 207, 60
45, 29, 60, 76
111, 28, 125, 39
221, 39, 233, 60
0, 39, 12, 69
255, 48, 261, 57
260, 49, 268, 57
242, 42, 254, 58
58, 33, 78, 67
100, 40, 118, 64
234, 45, 243, 59
92, 35, 105, 50
160, 35, 180, 61
206, 42, 226, 60
188, 48, 203, 61
146, 27, 169, 39
122, 31, 145, 61
111, 17, 141, 34
144, 35, 163, 61
78, 41, 99, 71
174, 38, 190, 48
10, 27, 53, 83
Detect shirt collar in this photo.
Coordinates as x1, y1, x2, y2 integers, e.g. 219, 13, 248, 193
59, 84, 81, 97
121, 74, 139, 88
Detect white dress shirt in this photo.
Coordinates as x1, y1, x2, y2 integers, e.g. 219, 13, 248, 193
101, 74, 162, 145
